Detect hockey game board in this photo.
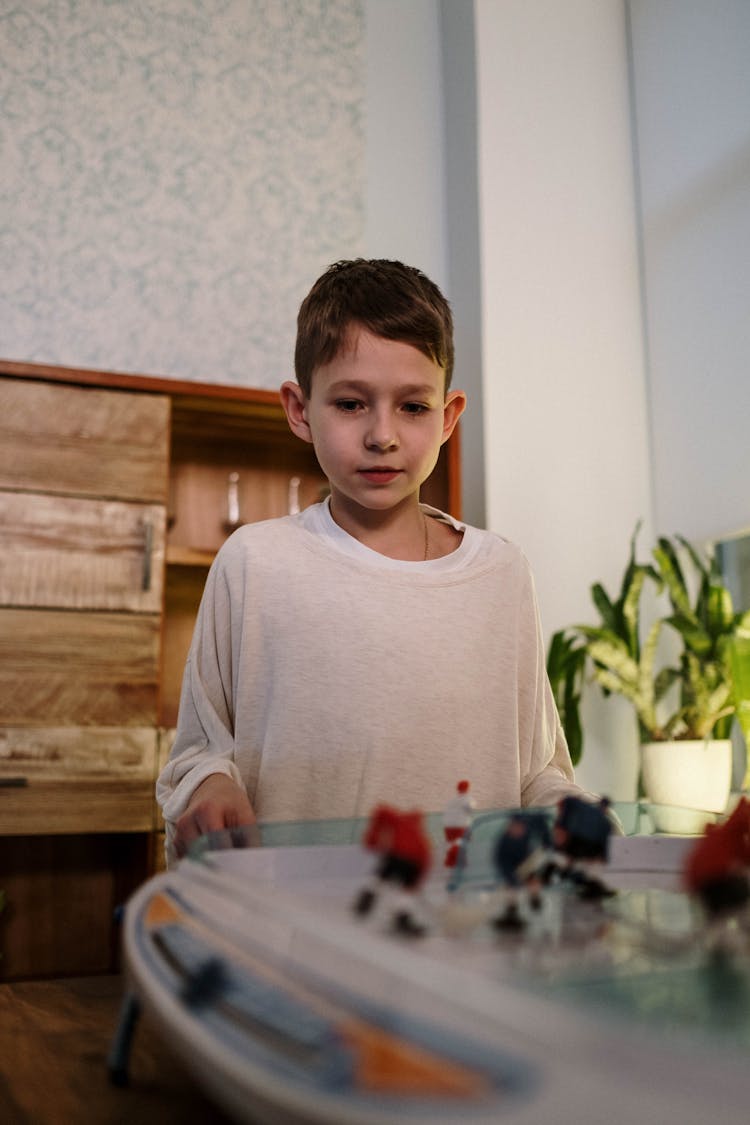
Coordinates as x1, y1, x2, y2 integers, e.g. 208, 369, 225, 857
116, 809, 750, 1125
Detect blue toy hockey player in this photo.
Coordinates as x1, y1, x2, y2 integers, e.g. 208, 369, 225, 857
552, 796, 615, 900
492, 812, 554, 930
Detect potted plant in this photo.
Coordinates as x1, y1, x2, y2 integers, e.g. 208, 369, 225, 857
547, 524, 750, 830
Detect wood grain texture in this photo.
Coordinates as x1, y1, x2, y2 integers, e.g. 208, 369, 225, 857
161, 563, 206, 726
0, 492, 166, 612
0, 377, 170, 502
0, 726, 157, 779
0, 609, 160, 725
0, 778, 157, 835
0, 975, 232, 1119
168, 455, 327, 555
0, 836, 153, 979
154, 727, 177, 832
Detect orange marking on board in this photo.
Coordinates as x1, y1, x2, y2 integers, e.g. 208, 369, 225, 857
144, 892, 182, 929
339, 1019, 489, 1097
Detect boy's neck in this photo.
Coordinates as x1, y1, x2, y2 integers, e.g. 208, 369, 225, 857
329, 497, 426, 560
327, 496, 461, 561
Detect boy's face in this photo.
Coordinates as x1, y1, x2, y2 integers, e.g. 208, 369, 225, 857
282, 328, 465, 525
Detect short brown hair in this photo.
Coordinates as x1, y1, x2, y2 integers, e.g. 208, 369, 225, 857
294, 259, 454, 396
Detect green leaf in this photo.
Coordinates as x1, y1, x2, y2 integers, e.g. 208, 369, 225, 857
653, 665, 680, 701
705, 583, 735, 635
728, 632, 750, 711
546, 630, 569, 680
635, 620, 662, 735
586, 639, 640, 688
591, 583, 618, 633
706, 681, 732, 716
546, 630, 586, 759
621, 568, 647, 657
664, 613, 712, 655
654, 541, 693, 620
621, 520, 643, 594
591, 666, 635, 699
676, 534, 713, 585
562, 700, 583, 766
577, 625, 628, 650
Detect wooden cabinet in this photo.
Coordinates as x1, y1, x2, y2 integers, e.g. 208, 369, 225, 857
0, 376, 168, 840
0, 359, 461, 979
0, 369, 170, 978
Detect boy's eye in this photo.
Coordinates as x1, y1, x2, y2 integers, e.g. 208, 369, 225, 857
402, 402, 429, 415
334, 399, 362, 412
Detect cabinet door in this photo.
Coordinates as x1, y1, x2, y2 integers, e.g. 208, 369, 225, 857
0, 491, 165, 613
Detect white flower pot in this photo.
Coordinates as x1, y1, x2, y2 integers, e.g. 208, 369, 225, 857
641, 739, 732, 834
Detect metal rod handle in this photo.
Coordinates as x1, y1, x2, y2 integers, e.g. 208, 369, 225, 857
141, 519, 153, 591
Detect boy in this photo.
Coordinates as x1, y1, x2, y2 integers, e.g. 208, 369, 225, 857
158, 258, 589, 859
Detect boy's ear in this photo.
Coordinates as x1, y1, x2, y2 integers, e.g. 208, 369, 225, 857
440, 389, 467, 445
280, 381, 313, 443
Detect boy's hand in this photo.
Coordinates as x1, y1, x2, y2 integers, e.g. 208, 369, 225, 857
172, 774, 256, 858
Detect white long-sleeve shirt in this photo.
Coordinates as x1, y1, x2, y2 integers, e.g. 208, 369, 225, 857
157, 503, 585, 843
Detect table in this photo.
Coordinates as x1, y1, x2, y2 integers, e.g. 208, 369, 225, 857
0, 974, 232, 1124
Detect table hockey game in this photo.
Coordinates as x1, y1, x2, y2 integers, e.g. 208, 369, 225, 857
114, 806, 750, 1125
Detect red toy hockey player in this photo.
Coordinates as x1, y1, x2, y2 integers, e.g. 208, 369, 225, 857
442, 780, 475, 868
353, 804, 432, 936
684, 797, 750, 934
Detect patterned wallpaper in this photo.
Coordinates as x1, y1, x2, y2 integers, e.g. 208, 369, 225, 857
0, 0, 364, 388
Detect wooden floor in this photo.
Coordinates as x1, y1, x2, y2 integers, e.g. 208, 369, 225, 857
0, 975, 234, 1123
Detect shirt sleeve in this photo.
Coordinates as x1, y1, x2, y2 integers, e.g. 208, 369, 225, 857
515, 558, 594, 808
155, 551, 245, 842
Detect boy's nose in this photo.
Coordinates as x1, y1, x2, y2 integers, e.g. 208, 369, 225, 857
365, 415, 398, 450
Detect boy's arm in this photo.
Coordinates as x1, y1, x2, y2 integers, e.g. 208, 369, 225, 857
521, 710, 591, 806
157, 543, 256, 858
516, 559, 599, 809
156, 645, 248, 851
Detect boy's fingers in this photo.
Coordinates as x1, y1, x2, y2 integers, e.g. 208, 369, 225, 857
172, 807, 215, 857
174, 793, 255, 857
172, 776, 257, 859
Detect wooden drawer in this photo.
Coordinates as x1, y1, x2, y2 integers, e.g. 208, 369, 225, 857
0, 378, 169, 503
0, 727, 159, 836
0, 778, 158, 835
0, 726, 157, 779
0, 609, 160, 726
0, 492, 165, 613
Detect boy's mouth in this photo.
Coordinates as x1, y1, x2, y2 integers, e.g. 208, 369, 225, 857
358, 468, 402, 484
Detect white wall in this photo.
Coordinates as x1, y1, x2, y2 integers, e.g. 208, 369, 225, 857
365, 0, 488, 528
364, 0, 447, 288
440, 0, 486, 529
628, 0, 750, 544
474, 0, 654, 797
